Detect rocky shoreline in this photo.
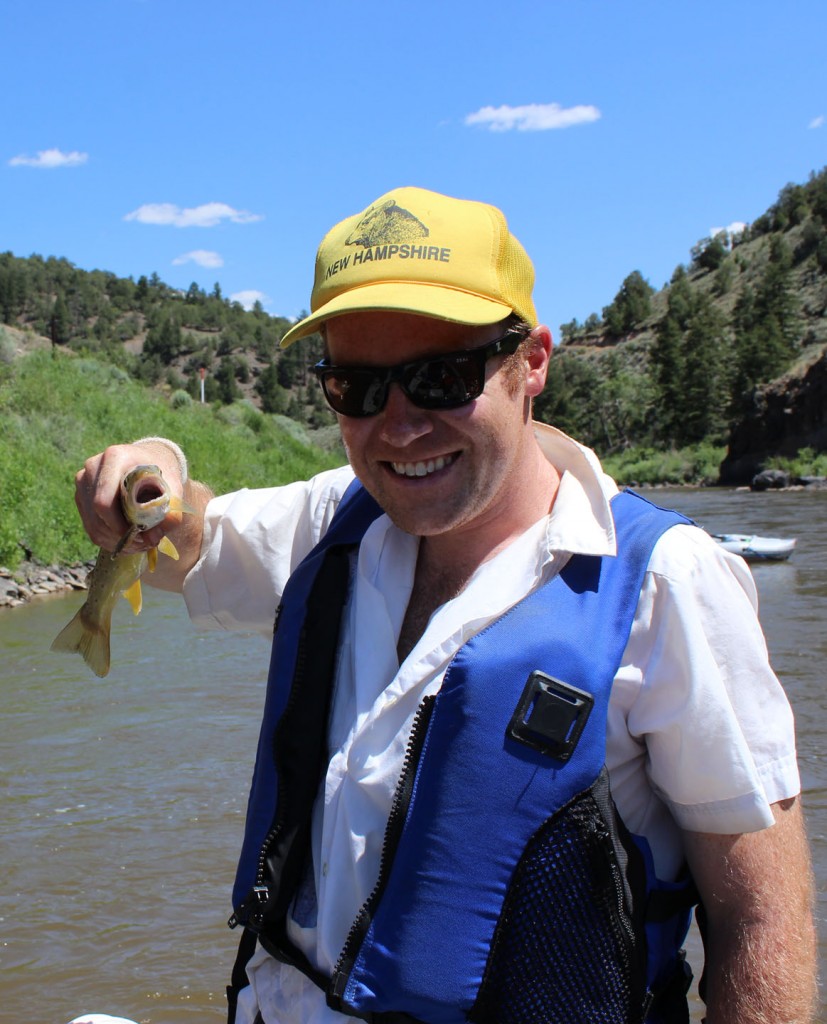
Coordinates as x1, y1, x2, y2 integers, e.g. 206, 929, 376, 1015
0, 561, 93, 608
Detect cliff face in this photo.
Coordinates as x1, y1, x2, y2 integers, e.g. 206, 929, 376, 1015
719, 344, 827, 484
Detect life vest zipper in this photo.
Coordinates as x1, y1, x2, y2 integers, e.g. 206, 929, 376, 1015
328, 694, 437, 1009
228, 606, 308, 933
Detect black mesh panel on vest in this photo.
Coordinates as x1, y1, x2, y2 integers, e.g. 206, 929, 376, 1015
471, 773, 648, 1024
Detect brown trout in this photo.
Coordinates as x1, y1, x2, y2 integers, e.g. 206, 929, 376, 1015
51, 465, 187, 677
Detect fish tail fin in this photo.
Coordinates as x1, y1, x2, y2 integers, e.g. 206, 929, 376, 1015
122, 579, 143, 615
51, 611, 111, 678
157, 535, 180, 561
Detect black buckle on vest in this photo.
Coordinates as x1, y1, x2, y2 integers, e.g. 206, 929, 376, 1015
507, 671, 594, 762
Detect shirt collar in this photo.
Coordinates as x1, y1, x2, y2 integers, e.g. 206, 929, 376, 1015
533, 421, 618, 558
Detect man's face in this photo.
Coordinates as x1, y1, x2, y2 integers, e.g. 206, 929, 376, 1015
323, 311, 548, 545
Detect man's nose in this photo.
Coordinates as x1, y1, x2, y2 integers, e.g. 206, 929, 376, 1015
378, 383, 434, 446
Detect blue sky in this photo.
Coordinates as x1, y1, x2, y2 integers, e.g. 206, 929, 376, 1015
2, 0, 825, 338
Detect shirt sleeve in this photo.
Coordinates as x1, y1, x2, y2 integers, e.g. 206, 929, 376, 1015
616, 523, 800, 836
183, 465, 355, 635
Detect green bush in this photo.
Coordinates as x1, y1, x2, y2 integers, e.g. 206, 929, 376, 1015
773, 448, 827, 479
602, 443, 726, 487
170, 388, 193, 409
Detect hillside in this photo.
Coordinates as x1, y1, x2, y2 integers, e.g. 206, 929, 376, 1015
2, 168, 826, 488
538, 168, 827, 483
0, 348, 343, 572
0, 263, 336, 430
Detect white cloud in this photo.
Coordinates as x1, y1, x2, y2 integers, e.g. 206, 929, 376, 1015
711, 222, 747, 238
124, 201, 263, 228
464, 102, 601, 132
808, 115, 825, 129
710, 222, 747, 248
172, 250, 224, 269
9, 148, 88, 168
231, 290, 268, 310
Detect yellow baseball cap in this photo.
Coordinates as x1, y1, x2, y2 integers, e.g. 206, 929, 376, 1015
279, 186, 538, 348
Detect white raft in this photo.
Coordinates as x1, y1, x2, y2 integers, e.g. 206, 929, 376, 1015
711, 533, 797, 561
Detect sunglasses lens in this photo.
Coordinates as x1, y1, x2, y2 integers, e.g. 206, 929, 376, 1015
405, 353, 483, 408
321, 369, 387, 417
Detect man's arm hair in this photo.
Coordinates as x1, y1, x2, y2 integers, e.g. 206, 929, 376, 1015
683, 796, 817, 1024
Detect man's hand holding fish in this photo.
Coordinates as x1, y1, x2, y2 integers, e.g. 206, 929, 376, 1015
74, 437, 212, 592
52, 438, 213, 677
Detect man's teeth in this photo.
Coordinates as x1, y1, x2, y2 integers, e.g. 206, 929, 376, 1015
391, 454, 454, 478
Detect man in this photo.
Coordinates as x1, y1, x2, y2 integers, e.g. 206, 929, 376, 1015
75, 187, 816, 1024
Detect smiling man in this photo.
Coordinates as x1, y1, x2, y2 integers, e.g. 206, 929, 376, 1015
75, 187, 816, 1024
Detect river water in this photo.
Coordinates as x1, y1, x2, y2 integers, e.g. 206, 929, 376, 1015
1, 487, 825, 1023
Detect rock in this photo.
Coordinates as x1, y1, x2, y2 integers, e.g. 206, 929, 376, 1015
720, 346, 827, 485
751, 469, 792, 491
0, 559, 92, 610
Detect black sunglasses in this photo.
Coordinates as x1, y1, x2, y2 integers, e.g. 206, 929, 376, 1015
312, 331, 524, 418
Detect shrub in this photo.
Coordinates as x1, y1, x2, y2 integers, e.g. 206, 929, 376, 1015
170, 389, 193, 409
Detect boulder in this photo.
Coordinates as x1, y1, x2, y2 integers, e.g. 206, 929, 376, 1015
751, 469, 791, 491
720, 346, 827, 485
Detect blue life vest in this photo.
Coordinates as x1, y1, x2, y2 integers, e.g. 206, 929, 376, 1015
228, 484, 697, 1024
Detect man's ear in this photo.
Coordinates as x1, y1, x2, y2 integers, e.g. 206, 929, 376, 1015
525, 325, 552, 398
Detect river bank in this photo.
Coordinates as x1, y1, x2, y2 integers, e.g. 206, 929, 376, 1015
0, 560, 92, 608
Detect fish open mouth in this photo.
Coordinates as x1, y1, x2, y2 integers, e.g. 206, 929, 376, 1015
133, 480, 166, 505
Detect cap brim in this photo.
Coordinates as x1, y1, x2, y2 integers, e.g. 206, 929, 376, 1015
279, 282, 513, 348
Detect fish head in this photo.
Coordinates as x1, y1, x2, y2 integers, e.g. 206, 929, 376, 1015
120, 464, 171, 530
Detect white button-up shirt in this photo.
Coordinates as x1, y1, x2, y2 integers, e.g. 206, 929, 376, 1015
184, 424, 799, 1024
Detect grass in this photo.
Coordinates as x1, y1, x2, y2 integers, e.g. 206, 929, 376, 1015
601, 443, 728, 487
0, 349, 344, 568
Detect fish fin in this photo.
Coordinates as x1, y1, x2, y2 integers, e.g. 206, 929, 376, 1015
146, 546, 158, 572
169, 496, 196, 517
122, 579, 143, 615
51, 610, 111, 678
157, 535, 180, 561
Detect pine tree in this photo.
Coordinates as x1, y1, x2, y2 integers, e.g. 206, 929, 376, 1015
50, 293, 71, 345
650, 275, 731, 446
650, 272, 693, 443
256, 359, 289, 414
535, 353, 603, 444
0, 263, 26, 324
733, 237, 799, 399
214, 356, 240, 404
602, 271, 654, 335
143, 315, 182, 363
680, 295, 730, 443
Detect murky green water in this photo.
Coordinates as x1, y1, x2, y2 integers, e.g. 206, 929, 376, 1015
2, 487, 825, 1023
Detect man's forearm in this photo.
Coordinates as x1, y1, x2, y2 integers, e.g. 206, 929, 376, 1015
702, 906, 817, 1024
686, 799, 817, 1024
